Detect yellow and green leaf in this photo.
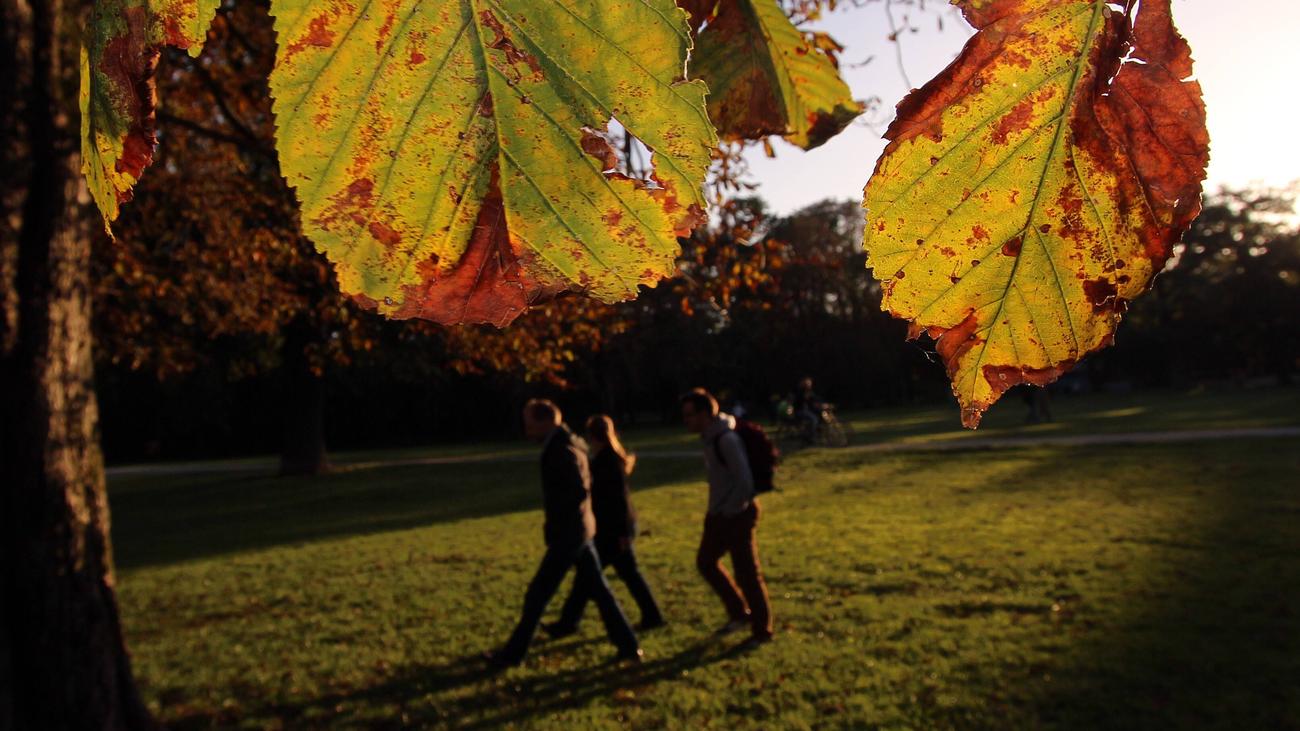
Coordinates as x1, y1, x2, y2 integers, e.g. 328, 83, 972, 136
682, 0, 862, 149
267, 0, 715, 326
863, 0, 1209, 427
82, 0, 220, 227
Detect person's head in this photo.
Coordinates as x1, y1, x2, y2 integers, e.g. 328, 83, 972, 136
586, 414, 636, 474
679, 388, 719, 434
522, 398, 562, 442
798, 376, 814, 393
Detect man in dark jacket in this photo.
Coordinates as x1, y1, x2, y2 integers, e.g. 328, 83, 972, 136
485, 400, 642, 668
544, 417, 665, 636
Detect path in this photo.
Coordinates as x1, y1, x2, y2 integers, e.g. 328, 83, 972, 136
106, 426, 1300, 479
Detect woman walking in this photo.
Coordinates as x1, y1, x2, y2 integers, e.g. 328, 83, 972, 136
543, 415, 665, 637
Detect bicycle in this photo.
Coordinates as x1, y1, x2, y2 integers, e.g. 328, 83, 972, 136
773, 402, 854, 449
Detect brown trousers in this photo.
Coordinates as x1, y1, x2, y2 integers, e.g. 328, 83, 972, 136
696, 501, 773, 639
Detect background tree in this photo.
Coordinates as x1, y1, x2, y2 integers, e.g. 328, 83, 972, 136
608, 196, 938, 413
97, 0, 383, 475
1093, 187, 1300, 388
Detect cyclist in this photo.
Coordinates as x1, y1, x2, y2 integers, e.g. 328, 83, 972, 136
791, 377, 824, 444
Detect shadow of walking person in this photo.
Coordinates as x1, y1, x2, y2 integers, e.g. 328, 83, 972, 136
168, 636, 765, 729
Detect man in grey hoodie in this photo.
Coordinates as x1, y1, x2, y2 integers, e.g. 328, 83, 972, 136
680, 388, 774, 643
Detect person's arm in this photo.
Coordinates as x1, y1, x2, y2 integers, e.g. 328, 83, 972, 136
557, 445, 590, 509
719, 431, 754, 513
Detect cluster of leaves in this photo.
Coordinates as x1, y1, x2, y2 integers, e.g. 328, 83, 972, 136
682, 0, 861, 149
83, 0, 1210, 426
94, 1, 378, 382
92, 0, 861, 385
862, 0, 1208, 425
95, 1, 616, 386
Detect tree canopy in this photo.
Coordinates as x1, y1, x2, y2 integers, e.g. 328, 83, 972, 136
82, 0, 1210, 424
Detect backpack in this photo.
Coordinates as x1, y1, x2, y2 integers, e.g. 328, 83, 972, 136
713, 418, 780, 494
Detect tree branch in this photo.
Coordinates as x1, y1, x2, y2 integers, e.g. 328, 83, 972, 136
156, 111, 276, 163
167, 47, 266, 152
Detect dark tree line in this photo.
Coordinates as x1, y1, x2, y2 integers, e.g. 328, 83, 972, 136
1090, 186, 1300, 388
93, 185, 1300, 464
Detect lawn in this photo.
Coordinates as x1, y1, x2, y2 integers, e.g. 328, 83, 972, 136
110, 389, 1300, 729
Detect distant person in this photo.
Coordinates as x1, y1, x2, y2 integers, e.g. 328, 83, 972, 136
792, 376, 824, 443
544, 415, 665, 638
1023, 387, 1053, 424
484, 400, 642, 668
680, 388, 774, 645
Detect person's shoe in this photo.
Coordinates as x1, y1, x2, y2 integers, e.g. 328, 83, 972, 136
541, 621, 577, 640
739, 633, 774, 650
713, 618, 750, 637
637, 617, 666, 632
482, 649, 522, 670
611, 647, 645, 665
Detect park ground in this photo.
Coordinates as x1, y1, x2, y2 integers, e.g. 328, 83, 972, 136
110, 387, 1300, 729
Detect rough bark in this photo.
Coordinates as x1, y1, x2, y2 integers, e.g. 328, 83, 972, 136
0, 0, 154, 728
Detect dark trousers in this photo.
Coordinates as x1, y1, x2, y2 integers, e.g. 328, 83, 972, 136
555, 540, 663, 629
696, 502, 773, 639
501, 541, 638, 661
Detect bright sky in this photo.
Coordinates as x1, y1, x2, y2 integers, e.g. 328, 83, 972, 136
744, 0, 1300, 215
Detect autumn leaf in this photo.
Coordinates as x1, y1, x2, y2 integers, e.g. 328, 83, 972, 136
862, 0, 1208, 427
268, 0, 716, 327
82, 0, 220, 226
682, 0, 862, 149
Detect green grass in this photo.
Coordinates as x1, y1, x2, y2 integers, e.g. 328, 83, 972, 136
111, 390, 1300, 729
838, 385, 1300, 446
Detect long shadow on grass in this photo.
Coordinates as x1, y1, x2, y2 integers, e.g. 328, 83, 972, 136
1030, 442, 1298, 730
809, 440, 1299, 728
110, 456, 701, 570
959, 441, 1300, 730
169, 637, 756, 729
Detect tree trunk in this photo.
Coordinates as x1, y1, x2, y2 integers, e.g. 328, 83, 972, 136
278, 318, 330, 476
1, 2, 155, 728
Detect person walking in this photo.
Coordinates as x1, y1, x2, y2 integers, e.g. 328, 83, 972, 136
544, 415, 665, 638
485, 400, 642, 668
679, 388, 774, 645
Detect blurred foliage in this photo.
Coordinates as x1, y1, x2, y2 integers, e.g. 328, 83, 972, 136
86, 1, 1298, 461
1092, 185, 1300, 386
93, 0, 618, 386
